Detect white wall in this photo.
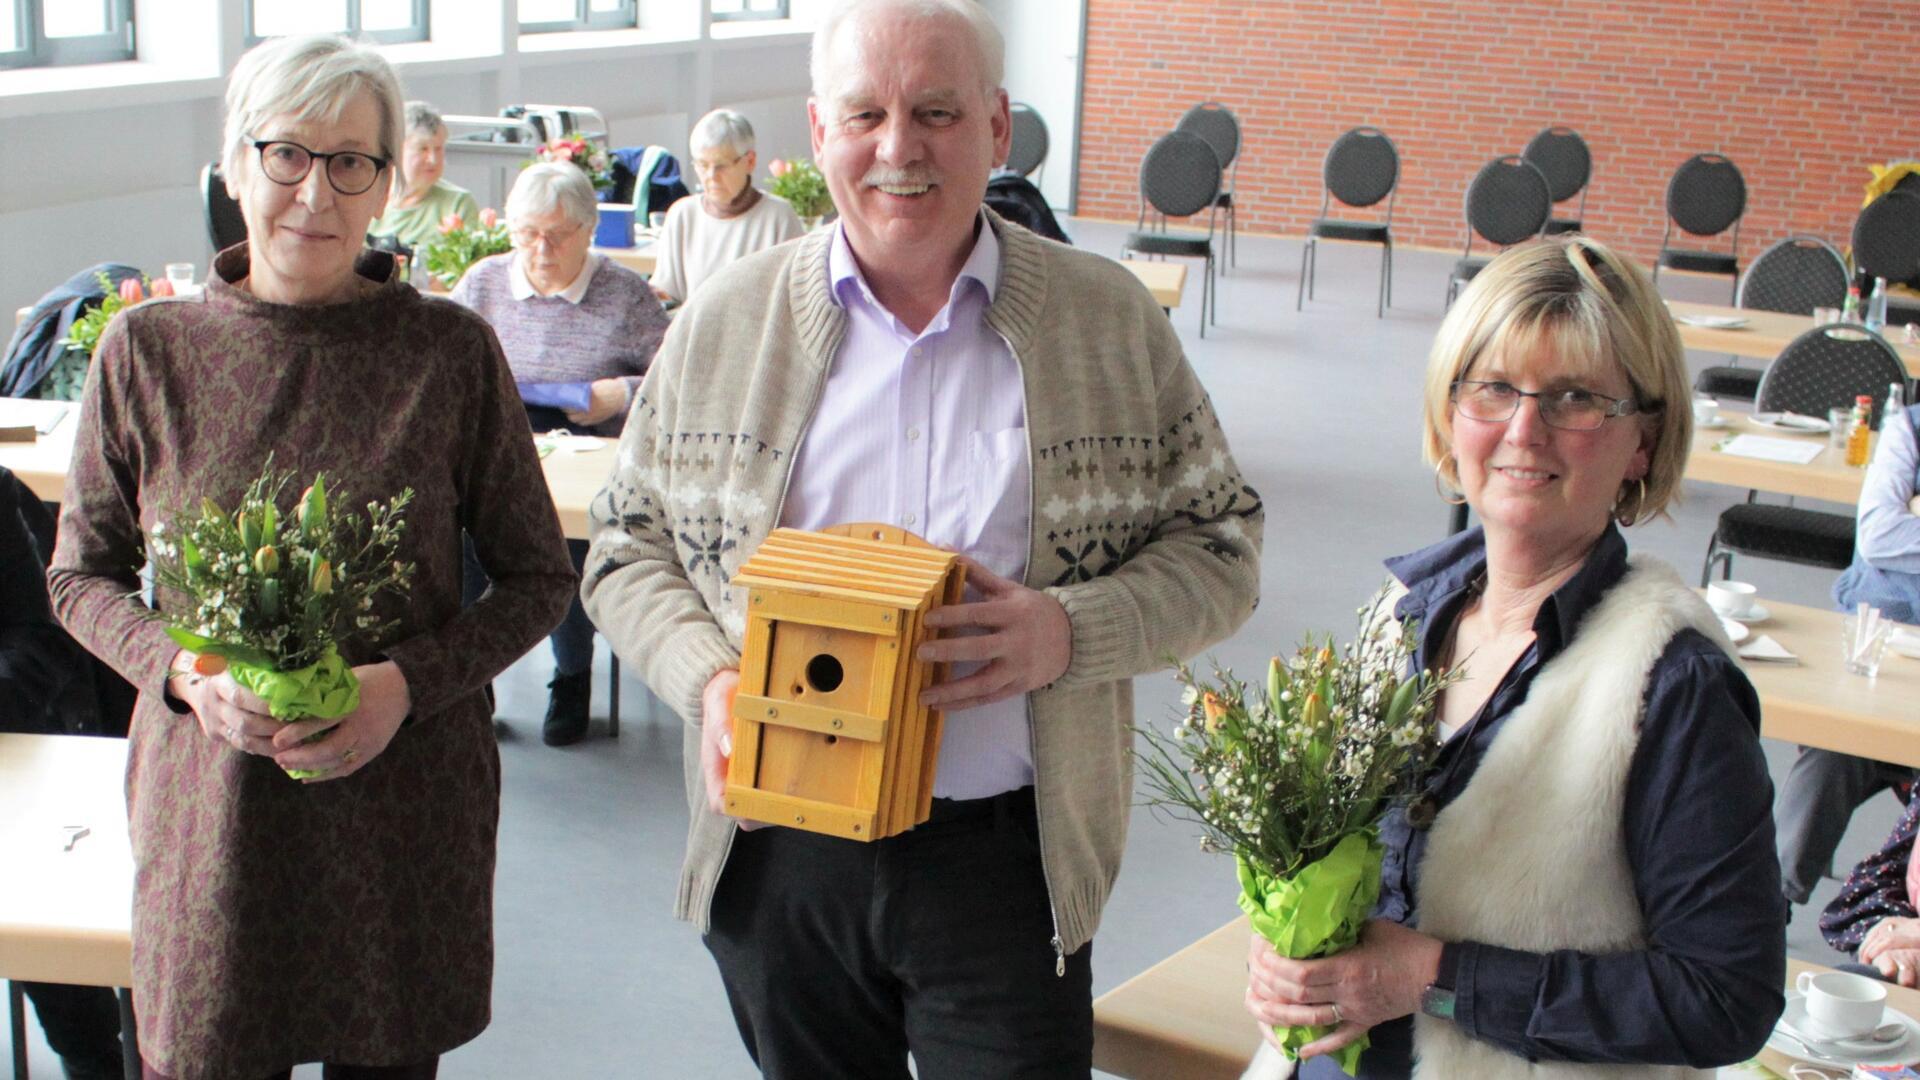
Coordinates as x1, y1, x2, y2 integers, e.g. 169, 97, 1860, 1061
0, 8, 819, 315
980, 0, 1084, 211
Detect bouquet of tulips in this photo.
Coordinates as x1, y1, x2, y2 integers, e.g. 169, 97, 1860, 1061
420, 207, 510, 290
531, 131, 613, 192
142, 460, 415, 777
765, 157, 833, 220
1137, 588, 1461, 1075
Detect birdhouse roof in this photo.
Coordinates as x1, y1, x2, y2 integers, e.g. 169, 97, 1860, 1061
732, 528, 958, 611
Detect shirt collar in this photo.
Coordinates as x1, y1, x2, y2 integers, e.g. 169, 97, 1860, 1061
827, 211, 999, 315
1385, 522, 1630, 661
509, 252, 600, 304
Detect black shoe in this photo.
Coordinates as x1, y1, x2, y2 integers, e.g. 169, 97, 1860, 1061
543, 670, 592, 746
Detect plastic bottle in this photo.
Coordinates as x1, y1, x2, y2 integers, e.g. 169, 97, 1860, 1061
1868, 277, 1889, 332
1847, 394, 1875, 467
1844, 283, 1863, 324
1887, 382, 1908, 433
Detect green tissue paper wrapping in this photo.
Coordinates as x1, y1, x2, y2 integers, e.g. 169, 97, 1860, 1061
1237, 830, 1385, 1077
226, 646, 359, 780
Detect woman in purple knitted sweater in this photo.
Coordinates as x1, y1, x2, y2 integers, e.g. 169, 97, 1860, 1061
452, 162, 669, 744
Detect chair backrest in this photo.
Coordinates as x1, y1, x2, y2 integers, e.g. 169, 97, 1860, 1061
1521, 126, 1591, 203
1463, 155, 1552, 248
201, 162, 247, 254
1853, 189, 1920, 284
1754, 325, 1909, 426
1322, 127, 1398, 210
1665, 152, 1746, 237
1006, 103, 1049, 178
1137, 130, 1221, 219
1177, 101, 1240, 171
1737, 235, 1850, 314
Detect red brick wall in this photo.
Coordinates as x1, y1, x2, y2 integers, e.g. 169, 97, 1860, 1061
1077, 0, 1916, 264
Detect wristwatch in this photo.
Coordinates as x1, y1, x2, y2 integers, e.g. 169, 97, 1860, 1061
1419, 982, 1457, 1021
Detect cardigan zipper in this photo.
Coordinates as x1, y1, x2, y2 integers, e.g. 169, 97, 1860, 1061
994, 327, 1066, 978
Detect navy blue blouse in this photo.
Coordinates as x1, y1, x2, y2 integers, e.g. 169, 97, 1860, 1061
1300, 525, 1786, 1078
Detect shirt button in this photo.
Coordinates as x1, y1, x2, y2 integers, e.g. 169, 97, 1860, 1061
911, 345, 924, 357
904, 513, 917, 525
907, 427, 921, 442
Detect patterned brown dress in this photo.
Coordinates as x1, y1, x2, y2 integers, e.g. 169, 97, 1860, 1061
47, 245, 577, 1079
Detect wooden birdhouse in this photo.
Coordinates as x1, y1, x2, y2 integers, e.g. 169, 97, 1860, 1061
724, 523, 966, 841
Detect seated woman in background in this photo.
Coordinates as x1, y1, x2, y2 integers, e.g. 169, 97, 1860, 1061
1245, 238, 1786, 1078
1823, 793, 1920, 988
1774, 399, 1920, 910
451, 161, 667, 746
365, 100, 479, 250
649, 108, 804, 304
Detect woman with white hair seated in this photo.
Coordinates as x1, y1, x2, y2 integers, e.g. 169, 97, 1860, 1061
366, 100, 479, 249
451, 161, 667, 745
48, 34, 576, 1079
650, 108, 805, 303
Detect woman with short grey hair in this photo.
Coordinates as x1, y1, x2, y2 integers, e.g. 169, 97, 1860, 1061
452, 161, 668, 745
367, 98, 480, 249
649, 107, 805, 303
52, 34, 576, 1079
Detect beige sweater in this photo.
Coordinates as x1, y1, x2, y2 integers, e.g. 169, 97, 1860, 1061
648, 190, 806, 302
582, 211, 1264, 953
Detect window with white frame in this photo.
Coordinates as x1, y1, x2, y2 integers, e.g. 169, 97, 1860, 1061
245, 0, 429, 45
710, 0, 788, 21
0, 0, 135, 69
519, 0, 637, 33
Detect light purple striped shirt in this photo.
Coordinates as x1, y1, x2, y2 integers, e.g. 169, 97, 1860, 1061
779, 216, 1033, 799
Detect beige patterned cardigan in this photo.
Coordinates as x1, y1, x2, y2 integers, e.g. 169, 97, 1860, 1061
582, 212, 1263, 955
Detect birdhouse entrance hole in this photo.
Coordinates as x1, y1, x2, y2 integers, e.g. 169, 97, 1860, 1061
805, 654, 845, 693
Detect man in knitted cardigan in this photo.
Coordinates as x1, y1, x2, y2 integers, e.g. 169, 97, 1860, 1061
582, 0, 1263, 1073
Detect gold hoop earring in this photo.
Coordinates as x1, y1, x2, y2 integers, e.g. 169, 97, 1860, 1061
1615, 477, 1648, 526
1434, 458, 1466, 506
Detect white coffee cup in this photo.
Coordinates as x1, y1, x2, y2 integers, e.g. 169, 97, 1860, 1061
1796, 970, 1887, 1038
1706, 580, 1759, 618
1692, 397, 1719, 425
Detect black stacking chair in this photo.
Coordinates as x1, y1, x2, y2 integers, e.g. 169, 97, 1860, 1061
1007, 103, 1049, 182
1122, 130, 1221, 337
1702, 325, 1910, 583
201, 162, 247, 255
1445, 156, 1552, 309
1695, 236, 1849, 402
1177, 102, 1241, 270
1854, 189, 1920, 288
1654, 152, 1746, 302
1298, 127, 1399, 318
1522, 126, 1591, 236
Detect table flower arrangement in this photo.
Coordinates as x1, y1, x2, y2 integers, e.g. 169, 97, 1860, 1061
40, 271, 171, 401
1136, 588, 1461, 1075
531, 132, 613, 193
766, 158, 833, 224
419, 207, 510, 290
143, 461, 416, 778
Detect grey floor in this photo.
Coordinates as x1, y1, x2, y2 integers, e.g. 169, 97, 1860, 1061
9, 221, 1904, 1078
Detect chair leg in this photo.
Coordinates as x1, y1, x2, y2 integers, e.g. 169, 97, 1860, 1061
1296, 239, 1312, 311
1376, 245, 1387, 319
1309, 240, 1318, 300
1700, 535, 1734, 587
1384, 244, 1393, 310
608, 652, 620, 738
1228, 203, 1238, 269
10, 980, 27, 1080
1728, 274, 1738, 305
1209, 253, 1218, 327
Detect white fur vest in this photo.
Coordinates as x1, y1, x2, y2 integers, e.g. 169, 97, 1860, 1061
1411, 556, 1731, 1079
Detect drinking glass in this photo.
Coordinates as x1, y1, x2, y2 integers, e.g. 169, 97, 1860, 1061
164, 263, 195, 291
1842, 613, 1891, 677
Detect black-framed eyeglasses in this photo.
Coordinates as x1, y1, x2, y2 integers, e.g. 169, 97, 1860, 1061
250, 138, 390, 196
1450, 380, 1652, 432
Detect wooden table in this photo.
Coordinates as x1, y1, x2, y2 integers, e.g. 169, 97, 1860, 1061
592, 245, 656, 277
1094, 914, 1920, 1079
1738, 597, 1920, 768
1119, 259, 1188, 309
0, 733, 133, 989
0, 406, 76, 506
539, 440, 611, 540
1686, 413, 1868, 505
1671, 300, 1920, 378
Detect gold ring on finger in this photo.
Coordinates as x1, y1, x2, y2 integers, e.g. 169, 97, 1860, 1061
343, 747, 360, 764
1330, 1002, 1344, 1024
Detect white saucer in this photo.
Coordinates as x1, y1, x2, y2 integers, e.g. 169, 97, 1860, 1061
1718, 603, 1770, 624
1719, 618, 1751, 644
1751, 412, 1833, 434
1768, 992, 1920, 1066
1676, 313, 1750, 329
1697, 415, 1731, 429
1891, 628, 1920, 660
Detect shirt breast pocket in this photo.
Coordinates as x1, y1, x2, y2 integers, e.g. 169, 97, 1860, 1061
965, 427, 1030, 580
